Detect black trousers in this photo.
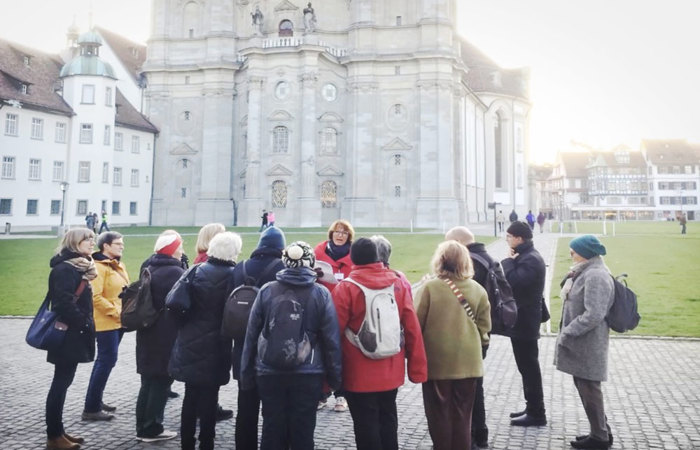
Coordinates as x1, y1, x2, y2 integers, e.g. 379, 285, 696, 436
135, 375, 172, 438
236, 382, 261, 450
344, 389, 399, 450
257, 374, 323, 450
181, 383, 219, 450
46, 361, 78, 439
510, 338, 546, 417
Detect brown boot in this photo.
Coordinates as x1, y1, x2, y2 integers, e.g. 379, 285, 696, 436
46, 435, 80, 449
63, 433, 85, 444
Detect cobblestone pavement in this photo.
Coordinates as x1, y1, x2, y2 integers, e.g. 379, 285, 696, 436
2, 317, 699, 449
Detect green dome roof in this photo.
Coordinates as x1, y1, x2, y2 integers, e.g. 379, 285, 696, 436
77, 30, 103, 45
60, 56, 116, 79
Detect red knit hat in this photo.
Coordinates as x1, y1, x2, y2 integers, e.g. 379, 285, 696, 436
154, 234, 182, 256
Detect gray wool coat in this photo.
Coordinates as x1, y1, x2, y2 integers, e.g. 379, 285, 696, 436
554, 256, 615, 382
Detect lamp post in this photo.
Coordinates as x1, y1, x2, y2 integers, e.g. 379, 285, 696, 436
59, 181, 68, 236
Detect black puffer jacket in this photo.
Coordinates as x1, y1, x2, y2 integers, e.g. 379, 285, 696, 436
501, 240, 546, 339
168, 258, 236, 386
46, 251, 96, 365
136, 254, 184, 377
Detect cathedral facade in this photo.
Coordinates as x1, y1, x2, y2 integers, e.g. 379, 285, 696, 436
144, 0, 531, 227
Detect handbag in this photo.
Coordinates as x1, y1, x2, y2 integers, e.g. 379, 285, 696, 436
26, 280, 87, 351
165, 264, 199, 315
540, 297, 551, 323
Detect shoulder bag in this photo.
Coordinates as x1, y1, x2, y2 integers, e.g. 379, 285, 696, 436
26, 280, 87, 351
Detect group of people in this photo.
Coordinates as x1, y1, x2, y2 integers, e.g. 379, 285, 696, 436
258, 210, 276, 232
497, 209, 547, 233
84, 211, 110, 234
42, 218, 617, 450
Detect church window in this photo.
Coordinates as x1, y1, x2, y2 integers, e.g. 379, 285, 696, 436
321, 181, 337, 208
320, 128, 337, 155
273, 126, 289, 153
396, 16, 402, 26
81, 85, 95, 104
181, 188, 187, 198
23, 55, 30, 66
394, 185, 401, 197
279, 20, 293, 37
105, 87, 112, 106
181, 159, 189, 169
394, 154, 401, 166
271, 180, 287, 208
189, 29, 194, 38
184, 111, 191, 120
183, 2, 200, 38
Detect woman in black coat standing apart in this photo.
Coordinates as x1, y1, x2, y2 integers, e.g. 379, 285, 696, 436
45, 228, 98, 450
168, 232, 241, 450
135, 232, 186, 442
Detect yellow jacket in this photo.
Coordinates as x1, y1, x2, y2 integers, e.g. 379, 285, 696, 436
91, 256, 130, 331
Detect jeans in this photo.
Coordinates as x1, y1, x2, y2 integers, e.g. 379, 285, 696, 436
46, 361, 78, 438
423, 378, 477, 450
510, 338, 546, 417
136, 375, 172, 438
98, 222, 110, 233
344, 389, 399, 450
84, 329, 121, 412
181, 384, 219, 450
236, 383, 261, 450
257, 374, 323, 450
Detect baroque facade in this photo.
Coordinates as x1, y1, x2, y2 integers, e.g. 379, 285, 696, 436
144, 0, 531, 227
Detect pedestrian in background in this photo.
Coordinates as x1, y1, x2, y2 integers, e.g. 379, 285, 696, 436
45, 229, 97, 450
267, 210, 276, 227
537, 211, 546, 233
526, 210, 536, 230
679, 213, 687, 234
82, 231, 129, 421
497, 210, 506, 232
85, 212, 95, 231
556, 235, 614, 449
509, 210, 518, 224
259, 210, 268, 232
98, 210, 110, 234
414, 240, 491, 450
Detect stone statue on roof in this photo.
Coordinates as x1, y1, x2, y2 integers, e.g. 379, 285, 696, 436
303, 3, 317, 33
251, 6, 264, 36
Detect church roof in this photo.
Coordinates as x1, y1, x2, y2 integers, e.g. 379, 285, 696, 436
95, 26, 146, 82
459, 38, 529, 99
0, 38, 73, 116
115, 89, 158, 133
641, 139, 700, 165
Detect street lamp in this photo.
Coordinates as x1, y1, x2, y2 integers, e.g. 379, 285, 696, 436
59, 181, 68, 236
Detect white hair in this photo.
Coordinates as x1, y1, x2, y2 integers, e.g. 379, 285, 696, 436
206, 232, 242, 262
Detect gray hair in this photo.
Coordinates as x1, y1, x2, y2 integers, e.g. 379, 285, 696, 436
370, 235, 392, 265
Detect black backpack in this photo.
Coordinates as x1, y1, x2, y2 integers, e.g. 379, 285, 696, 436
260, 283, 312, 370
606, 274, 640, 333
120, 267, 159, 331
221, 260, 280, 340
471, 253, 518, 335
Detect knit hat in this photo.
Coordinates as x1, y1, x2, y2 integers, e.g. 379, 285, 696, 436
282, 241, 315, 268
257, 226, 286, 251
507, 220, 533, 240
569, 235, 606, 259
350, 237, 379, 266
154, 234, 182, 256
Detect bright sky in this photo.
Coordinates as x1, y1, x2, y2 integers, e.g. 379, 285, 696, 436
2, 0, 698, 163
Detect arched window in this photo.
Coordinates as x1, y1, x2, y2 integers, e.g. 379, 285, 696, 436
494, 112, 504, 189
320, 128, 337, 155
273, 126, 289, 153
272, 180, 288, 208
279, 20, 293, 37
180, 158, 189, 169
321, 181, 337, 208
183, 2, 200, 38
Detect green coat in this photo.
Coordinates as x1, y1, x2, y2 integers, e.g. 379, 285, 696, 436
414, 277, 491, 380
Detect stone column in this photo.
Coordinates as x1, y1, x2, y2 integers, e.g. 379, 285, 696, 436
242, 76, 265, 225
298, 71, 321, 226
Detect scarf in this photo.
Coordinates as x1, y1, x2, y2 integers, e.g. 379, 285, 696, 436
559, 258, 598, 301
64, 256, 98, 281
326, 240, 350, 261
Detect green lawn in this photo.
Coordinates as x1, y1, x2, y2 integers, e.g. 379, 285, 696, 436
548, 233, 700, 337
0, 229, 492, 316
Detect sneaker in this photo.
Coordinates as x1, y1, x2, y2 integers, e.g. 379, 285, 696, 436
334, 396, 348, 412
81, 410, 114, 421
137, 430, 177, 443
317, 400, 327, 410
101, 402, 117, 412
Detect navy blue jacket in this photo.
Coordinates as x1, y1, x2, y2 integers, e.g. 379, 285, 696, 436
168, 258, 236, 386
501, 240, 546, 339
240, 267, 342, 391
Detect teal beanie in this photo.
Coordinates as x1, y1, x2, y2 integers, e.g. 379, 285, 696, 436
569, 235, 606, 259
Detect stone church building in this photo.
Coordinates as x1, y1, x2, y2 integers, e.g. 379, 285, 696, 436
144, 0, 531, 227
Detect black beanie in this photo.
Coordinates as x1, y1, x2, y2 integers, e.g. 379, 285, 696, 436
350, 238, 379, 266
507, 220, 533, 240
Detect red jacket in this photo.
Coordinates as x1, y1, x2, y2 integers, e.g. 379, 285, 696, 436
314, 240, 353, 293
333, 262, 428, 392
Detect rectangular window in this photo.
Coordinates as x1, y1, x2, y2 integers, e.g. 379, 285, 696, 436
112, 201, 120, 215
81, 84, 95, 104
31, 118, 44, 139
130, 169, 139, 187
50, 200, 61, 215
396, 16, 402, 25
113, 167, 122, 186
131, 135, 140, 153
76, 200, 87, 215
0, 199, 12, 215
2, 156, 16, 179
102, 162, 109, 183
28, 158, 41, 180
26, 199, 38, 215
80, 123, 93, 144
52, 161, 64, 181
78, 161, 90, 182
114, 132, 123, 151
55, 122, 66, 143
103, 125, 111, 145
105, 87, 112, 106
5, 113, 18, 136
130, 201, 137, 215
101, 200, 107, 213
